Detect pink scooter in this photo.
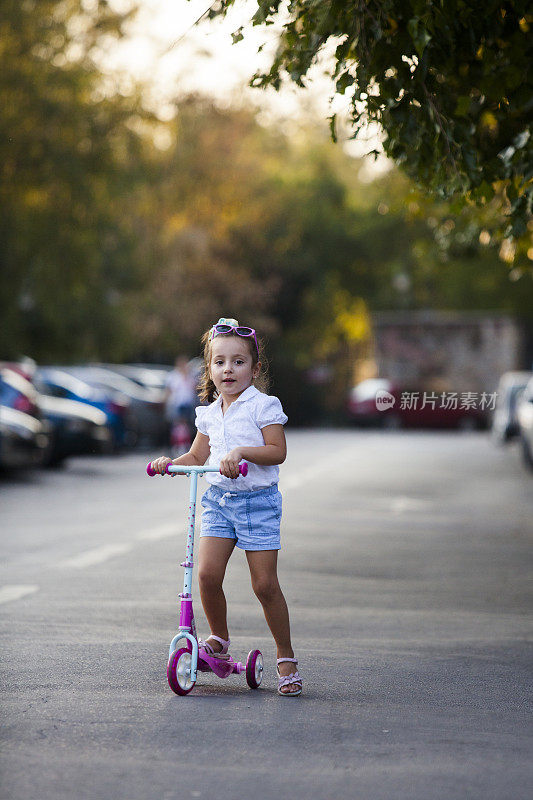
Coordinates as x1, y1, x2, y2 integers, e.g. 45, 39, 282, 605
146, 460, 263, 695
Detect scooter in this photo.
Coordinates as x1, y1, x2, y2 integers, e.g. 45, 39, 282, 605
146, 460, 263, 695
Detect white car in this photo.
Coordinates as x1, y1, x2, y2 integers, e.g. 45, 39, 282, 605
516, 376, 533, 471
491, 371, 532, 444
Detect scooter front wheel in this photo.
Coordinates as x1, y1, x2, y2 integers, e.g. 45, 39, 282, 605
246, 649, 263, 689
167, 648, 196, 695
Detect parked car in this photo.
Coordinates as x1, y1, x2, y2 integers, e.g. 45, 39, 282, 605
516, 376, 533, 471
37, 393, 112, 467
101, 363, 172, 392
491, 371, 532, 444
0, 362, 41, 417
0, 365, 49, 468
347, 378, 487, 429
62, 365, 166, 447
36, 368, 135, 450
347, 379, 397, 427
0, 406, 47, 468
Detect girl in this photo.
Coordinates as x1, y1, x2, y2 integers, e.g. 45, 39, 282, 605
150, 318, 302, 697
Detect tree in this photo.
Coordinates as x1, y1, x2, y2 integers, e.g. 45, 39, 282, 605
0, 0, 149, 360
211, 0, 533, 239
131, 96, 533, 420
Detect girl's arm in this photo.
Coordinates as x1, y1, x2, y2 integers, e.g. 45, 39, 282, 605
219, 424, 286, 478
150, 432, 211, 474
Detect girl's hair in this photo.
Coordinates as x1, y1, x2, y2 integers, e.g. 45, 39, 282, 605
197, 321, 269, 403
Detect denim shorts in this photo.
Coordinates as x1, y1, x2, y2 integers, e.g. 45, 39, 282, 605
200, 484, 282, 551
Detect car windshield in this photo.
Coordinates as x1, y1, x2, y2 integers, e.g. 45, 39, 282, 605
67, 367, 153, 401
39, 370, 105, 401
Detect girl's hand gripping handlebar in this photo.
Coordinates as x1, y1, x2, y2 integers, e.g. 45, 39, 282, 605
146, 462, 248, 478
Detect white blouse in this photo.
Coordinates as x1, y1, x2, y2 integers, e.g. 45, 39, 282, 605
195, 384, 288, 491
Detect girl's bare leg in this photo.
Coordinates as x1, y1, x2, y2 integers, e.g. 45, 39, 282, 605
245, 549, 299, 694
197, 537, 236, 649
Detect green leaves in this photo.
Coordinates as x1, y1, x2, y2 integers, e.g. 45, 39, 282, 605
455, 95, 471, 117
212, 0, 533, 240
407, 17, 432, 56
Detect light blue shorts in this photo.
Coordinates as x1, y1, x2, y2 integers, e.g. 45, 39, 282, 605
200, 484, 282, 551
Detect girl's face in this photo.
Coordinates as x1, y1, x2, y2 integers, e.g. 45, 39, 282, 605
209, 336, 260, 399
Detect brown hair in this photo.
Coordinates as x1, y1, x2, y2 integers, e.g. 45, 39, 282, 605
197, 322, 269, 403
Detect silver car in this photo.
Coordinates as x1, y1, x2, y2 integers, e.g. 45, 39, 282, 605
491, 371, 532, 444
517, 376, 533, 471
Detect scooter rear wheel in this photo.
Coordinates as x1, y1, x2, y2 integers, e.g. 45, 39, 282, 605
167, 648, 196, 695
246, 649, 263, 689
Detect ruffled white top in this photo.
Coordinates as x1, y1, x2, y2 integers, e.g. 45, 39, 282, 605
195, 384, 288, 491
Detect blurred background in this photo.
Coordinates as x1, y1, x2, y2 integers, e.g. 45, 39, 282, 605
1, 0, 533, 473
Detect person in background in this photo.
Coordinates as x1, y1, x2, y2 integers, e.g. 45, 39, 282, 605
164, 356, 197, 428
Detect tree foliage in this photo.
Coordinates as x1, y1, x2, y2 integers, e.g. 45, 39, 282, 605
0, 0, 148, 360
211, 0, 533, 237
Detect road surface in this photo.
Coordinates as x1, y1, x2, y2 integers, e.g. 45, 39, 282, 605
1, 430, 532, 799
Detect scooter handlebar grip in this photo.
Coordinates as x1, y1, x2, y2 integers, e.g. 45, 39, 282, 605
147, 462, 168, 476
216, 462, 248, 477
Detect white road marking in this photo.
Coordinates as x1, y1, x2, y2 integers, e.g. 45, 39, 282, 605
56, 526, 177, 572
352, 495, 431, 513
281, 456, 431, 516
280, 448, 358, 492
280, 465, 322, 492
389, 496, 429, 514
0, 584, 39, 605
59, 543, 133, 569
136, 523, 177, 541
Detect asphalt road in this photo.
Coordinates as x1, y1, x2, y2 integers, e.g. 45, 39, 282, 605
1, 430, 532, 800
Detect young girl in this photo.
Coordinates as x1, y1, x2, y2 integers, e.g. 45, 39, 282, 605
150, 318, 302, 697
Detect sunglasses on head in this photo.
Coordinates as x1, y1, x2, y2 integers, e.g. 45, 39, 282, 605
210, 320, 258, 354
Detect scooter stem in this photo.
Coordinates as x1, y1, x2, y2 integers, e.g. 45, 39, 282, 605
183, 469, 197, 598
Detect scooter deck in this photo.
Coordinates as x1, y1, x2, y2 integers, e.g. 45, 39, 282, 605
196, 652, 242, 679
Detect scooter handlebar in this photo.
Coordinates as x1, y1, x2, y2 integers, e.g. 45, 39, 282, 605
146, 461, 248, 478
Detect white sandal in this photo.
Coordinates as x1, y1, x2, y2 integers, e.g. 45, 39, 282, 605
277, 657, 302, 696
198, 635, 231, 660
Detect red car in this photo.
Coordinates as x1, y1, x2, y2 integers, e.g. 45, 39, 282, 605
347, 379, 488, 430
